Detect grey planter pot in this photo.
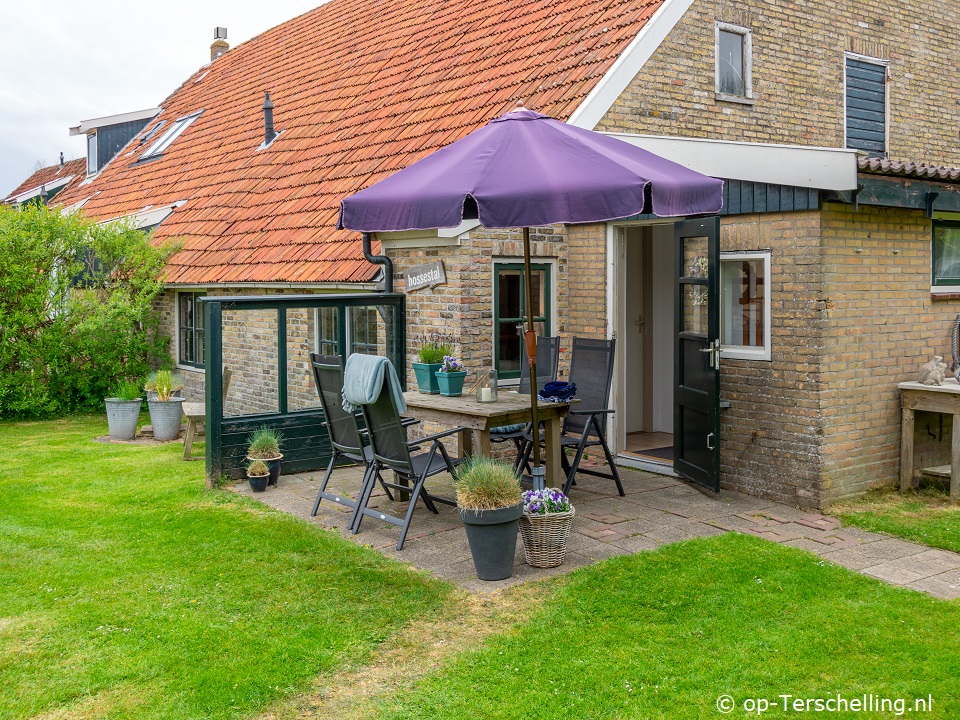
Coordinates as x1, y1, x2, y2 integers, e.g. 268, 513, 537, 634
147, 397, 185, 441
105, 398, 142, 440
458, 502, 524, 581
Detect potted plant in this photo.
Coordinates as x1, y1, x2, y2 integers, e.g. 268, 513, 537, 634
104, 378, 142, 441
247, 459, 270, 493
145, 370, 185, 442
412, 340, 451, 394
246, 426, 284, 486
436, 355, 467, 397
519, 488, 576, 568
455, 456, 524, 581
143, 370, 184, 401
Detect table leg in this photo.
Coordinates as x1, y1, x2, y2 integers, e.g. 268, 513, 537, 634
900, 407, 915, 492
460, 428, 473, 459
471, 429, 491, 457
544, 416, 562, 489
952, 414, 960, 503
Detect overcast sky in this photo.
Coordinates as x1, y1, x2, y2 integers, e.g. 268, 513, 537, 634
1, 1, 326, 196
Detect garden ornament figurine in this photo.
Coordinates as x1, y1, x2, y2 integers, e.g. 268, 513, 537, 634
918, 355, 947, 386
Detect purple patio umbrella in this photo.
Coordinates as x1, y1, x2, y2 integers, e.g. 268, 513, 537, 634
338, 106, 723, 486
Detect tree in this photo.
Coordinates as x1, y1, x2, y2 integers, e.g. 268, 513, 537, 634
0, 203, 178, 418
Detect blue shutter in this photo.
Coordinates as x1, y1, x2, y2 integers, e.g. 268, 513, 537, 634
846, 58, 886, 156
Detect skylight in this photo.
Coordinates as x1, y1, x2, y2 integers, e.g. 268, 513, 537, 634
141, 111, 202, 160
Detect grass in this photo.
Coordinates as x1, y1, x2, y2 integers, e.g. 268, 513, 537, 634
0, 416, 453, 720
373, 534, 960, 720
830, 485, 960, 553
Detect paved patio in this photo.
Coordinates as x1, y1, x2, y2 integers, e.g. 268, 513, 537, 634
232, 464, 960, 599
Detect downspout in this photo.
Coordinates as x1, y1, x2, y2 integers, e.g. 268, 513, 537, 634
362, 232, 393, 293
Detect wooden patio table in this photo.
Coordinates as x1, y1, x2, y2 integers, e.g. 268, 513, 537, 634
899, 378, 960, 501
402, 391, 573, 488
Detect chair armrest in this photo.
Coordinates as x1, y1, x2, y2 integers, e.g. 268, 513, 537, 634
401, 417, 421, 428
408, 426, 467, 445
569, 408, 614, 416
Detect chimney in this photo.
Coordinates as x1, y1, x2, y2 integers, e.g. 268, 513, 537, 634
59, 152, 64, 170
263, 92, 277, 146
210, 27, 229, 61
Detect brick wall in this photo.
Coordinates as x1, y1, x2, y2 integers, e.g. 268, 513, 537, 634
596, 0, 960, 166
717, 211, 826, 507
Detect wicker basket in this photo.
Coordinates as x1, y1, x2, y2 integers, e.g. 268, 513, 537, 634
519, 507, 576, 568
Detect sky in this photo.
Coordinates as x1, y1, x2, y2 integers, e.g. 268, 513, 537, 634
0, 1, 327, 196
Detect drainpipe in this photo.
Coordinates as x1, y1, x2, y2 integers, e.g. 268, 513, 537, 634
362, 232, 393, 293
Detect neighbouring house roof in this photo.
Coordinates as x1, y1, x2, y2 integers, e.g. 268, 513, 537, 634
50, 0, 666, 286
3, 158, 86, 205
858, 156, 960, 183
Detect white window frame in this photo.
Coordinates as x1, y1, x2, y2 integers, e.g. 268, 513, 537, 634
141, 111, 202, 160
86, 132, 98, 175
843, 52, 889, 156
719, 251, 771, 361
715, 22, 753, 104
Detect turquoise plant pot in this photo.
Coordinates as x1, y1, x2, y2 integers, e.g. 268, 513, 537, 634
436, 370, 467, 397
412, 362, 442, 394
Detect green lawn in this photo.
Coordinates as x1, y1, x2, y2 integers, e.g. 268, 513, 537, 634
377, 534, 960, 719
830, 486, 960, 554
0, 416, 453, 719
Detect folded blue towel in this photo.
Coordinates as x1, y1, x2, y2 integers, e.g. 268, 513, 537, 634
342, 354, 407, 414
539, 381, 576, 402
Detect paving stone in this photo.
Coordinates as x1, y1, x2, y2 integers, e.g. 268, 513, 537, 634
782, 538, 839, 555
579, 527, 620, 540
644, 523, 725, 544
611, 535, 662, 553
582, 512, 632, 524
906, 572, 960, 600
861, 564, 928, 586
822, 538, 930, 571
796, 516, 842, 532
882, 550, 960, 578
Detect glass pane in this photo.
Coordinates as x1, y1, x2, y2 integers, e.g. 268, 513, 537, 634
195, 296, 204, 329
196, 329, 204, 364
721, 258, 765, 348
317, 307, 340, 355
682, 284, 709, 336
498, 270, 522, 318
682, 237, 709, 280
718, 30, 745, 96
498, 323, 522, 374
287, 308, 321, 411
529, 270, 544, 318
222, 308, 280, 417
934, 224, 960, 284
180, 328, 191, 365
351, 306, 378, 355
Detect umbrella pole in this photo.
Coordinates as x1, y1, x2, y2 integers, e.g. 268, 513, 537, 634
522, 227, 544, 490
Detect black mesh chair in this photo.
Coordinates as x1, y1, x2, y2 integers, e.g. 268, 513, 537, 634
352, 366, 463, 550
309, 353, 394, 527
490, 336, 560, 467
521, 337, 624, 496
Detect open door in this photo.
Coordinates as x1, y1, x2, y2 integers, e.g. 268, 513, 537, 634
673, 217, 721, 491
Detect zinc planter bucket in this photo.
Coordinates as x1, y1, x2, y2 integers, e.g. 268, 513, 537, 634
105, 398, 142, 441
147, 397, 185, 441
458, 502, 524, 581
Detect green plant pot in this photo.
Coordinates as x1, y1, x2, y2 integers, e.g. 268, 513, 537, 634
458, 502, 523, 580
436, 370, 467, 397
412, 362, 442, 394
248, 474, 269, 493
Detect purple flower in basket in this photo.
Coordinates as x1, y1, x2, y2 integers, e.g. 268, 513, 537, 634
522, 488, 571, 515
439, 355, 465, 373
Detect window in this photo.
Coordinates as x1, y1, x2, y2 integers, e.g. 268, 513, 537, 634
86, 132, 98, 175
141, 112, 201, 160
178, 291, 205, 367
933, 222, 960, 287
715, 23, 752, 102
845, 55, 887, 157
494, 263, 552, 378
350, 306, 379, 355
720, 252, 770, 360
316, 306, 340, 356
314, 306, 378, 357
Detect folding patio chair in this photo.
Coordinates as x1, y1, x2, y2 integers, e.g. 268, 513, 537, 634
520, 337, 624, 496
490, 335, 560, 467
351, 366, 463, 550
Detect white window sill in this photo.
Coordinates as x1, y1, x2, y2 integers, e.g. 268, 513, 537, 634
720, 347, 771, 361
931, 285, 960, 295
177, 364, 205, 374
715, 93, 755, 106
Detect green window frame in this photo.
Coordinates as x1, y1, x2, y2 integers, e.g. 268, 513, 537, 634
493, 263, 552, 379
178, 291, 205, 367
350, 306, 379, 355
316, 306, 340, 356
933, 221, 960, 286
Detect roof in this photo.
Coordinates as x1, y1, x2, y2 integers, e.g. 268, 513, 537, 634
3, 158, 86, 205
51, 0, 666, 286
69, 108, 161, 136
857, 156, 960, 183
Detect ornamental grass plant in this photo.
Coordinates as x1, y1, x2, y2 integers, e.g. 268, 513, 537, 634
417, 340, 451, 364
454, 456, 522, 511
247, 426, 284, 459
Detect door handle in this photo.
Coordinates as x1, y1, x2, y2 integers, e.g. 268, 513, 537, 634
699, 340, 721, 369
706, 432, 715, 451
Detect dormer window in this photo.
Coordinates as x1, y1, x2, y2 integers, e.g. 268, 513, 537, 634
86, 133, 98, 175
141, 111, 202, 160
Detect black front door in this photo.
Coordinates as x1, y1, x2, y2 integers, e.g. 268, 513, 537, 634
673, 217, 721, 492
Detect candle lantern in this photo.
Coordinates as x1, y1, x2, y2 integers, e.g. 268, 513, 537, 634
476, 368, 498, 403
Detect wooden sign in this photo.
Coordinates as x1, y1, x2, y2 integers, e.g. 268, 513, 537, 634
404, 261, 446, 291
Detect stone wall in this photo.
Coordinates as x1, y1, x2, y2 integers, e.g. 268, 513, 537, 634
596, 0, 960, 166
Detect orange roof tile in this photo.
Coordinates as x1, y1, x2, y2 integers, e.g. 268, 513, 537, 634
4, 158, 86, 204
52, 0, 665, 286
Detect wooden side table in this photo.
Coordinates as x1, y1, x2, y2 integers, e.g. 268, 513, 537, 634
899, 379, 960, 501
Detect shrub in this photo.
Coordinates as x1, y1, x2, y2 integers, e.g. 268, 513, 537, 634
0, 203, 178, 418
454, 456, 522, 511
